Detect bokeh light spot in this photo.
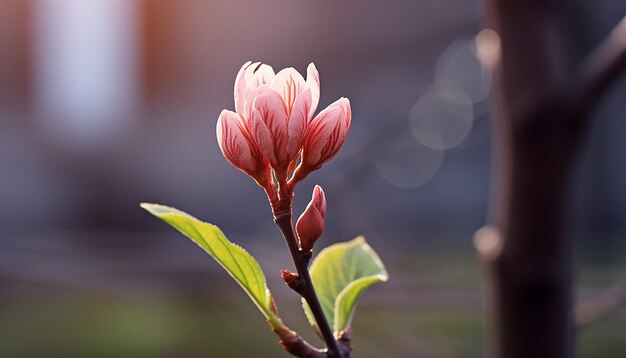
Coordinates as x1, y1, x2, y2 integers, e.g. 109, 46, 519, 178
374, 136, 444, 188
475, 28, 501, 68
435, 36, 490, 104
409, 88, 474, 150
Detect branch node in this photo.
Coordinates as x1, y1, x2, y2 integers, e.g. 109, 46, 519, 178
281, 269, 305, 293
272, 325, 325, 358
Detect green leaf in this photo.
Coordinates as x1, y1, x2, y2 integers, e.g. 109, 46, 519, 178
141, 203, 283, 329
303, 236, 388, 334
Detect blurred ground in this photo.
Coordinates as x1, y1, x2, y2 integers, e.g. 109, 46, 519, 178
1, 233, 624, 358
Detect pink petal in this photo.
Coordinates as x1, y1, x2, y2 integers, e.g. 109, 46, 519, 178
304, 105, 343, 165
252, 87, 289, 167
234, 61, 254, 116
300, 96, 351, 170
270, 67, 307, 115
312, 185, 327, 218
234, 62, 275, 119
306, 63, 320, 119
242, 84, 266, 129
253, 63, 275, 85
216, 110, 255, 173
286, 88, 312, 159
336, 97, 352, 128
250, 113, 276, 167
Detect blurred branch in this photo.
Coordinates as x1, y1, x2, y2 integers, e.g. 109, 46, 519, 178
479, 7, 626, 348
480, 0, 584, 357
574, 16, 626, 116
575, 276, 626, 331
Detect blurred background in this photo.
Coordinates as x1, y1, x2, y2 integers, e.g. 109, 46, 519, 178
1, 0, 625, 357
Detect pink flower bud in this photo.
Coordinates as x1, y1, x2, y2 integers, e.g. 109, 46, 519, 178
216, 109, 271, 187
296, 185, 327, 252
219, 61, 325, 185
293, 98, 351, 182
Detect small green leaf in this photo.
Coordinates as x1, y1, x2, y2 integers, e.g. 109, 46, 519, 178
141, 203, 283, 329
303, 236, 388, 334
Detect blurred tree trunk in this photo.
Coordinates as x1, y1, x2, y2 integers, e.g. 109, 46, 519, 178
476, 1, 626, 357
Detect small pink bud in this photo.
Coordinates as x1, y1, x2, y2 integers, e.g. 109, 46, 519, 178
216, 109, 271, 187
293, 98, 351, 182
296, 185, 327, 252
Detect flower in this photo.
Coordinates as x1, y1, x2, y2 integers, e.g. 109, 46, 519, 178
236, 62, 320, 180
217, 61, 350, 187
296, 185, 327, 252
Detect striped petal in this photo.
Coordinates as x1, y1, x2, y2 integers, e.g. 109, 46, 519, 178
302, 98, 351, 168
270, 67, 307, 115
287, 88, 312, 159
216, 110, 256, 173
251, 88, 289, 168
234, 61, 275, 118
306, 63, 320, 119
234, 61, 254, 116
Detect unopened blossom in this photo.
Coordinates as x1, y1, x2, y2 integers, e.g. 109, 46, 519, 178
296, 185, 327, 252
234, 61, 320, 180
216, 109, 271, 187
218, 61, 351, 187
292, 98, 352, 182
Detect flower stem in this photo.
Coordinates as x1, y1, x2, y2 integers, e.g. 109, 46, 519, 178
271, 189, 343, 358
